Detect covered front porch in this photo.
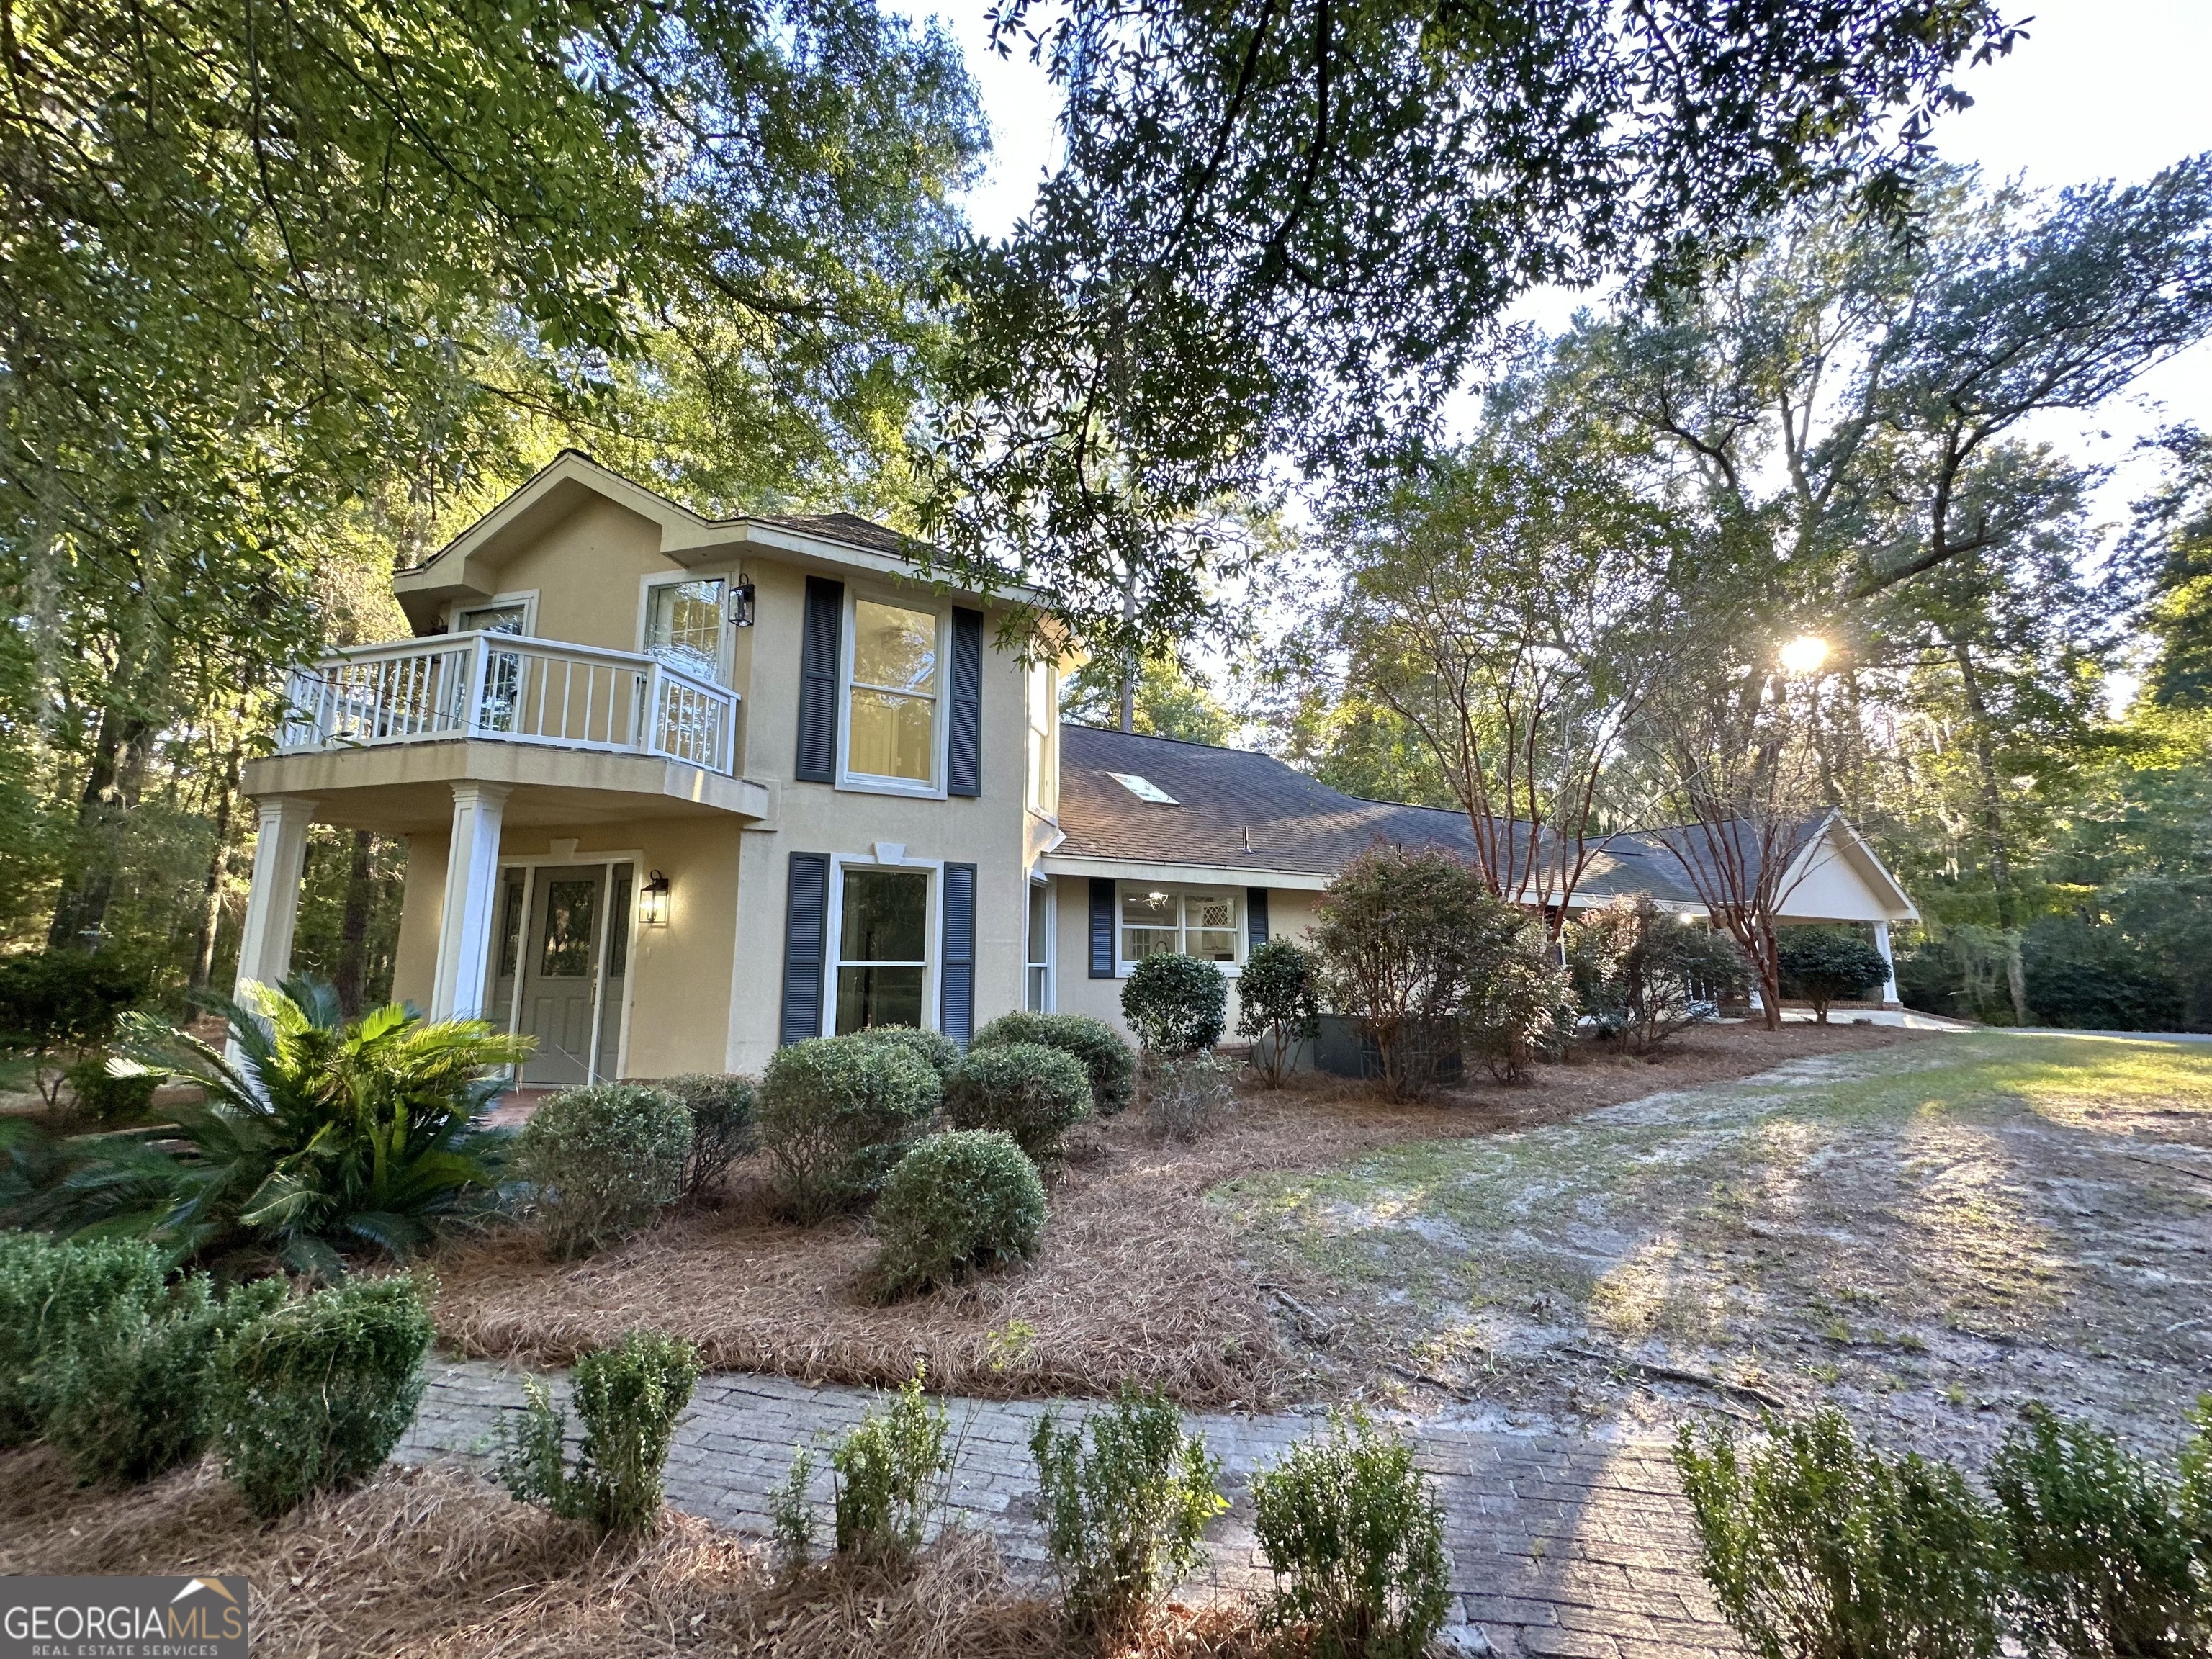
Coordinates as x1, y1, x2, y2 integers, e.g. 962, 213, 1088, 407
236, 729, 765, 1086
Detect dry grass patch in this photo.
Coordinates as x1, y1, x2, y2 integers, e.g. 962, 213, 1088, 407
433, 1023, 1919, 1408
0, 1447, 1270, 1659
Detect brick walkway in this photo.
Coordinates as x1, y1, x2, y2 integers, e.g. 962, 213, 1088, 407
395, 1359, 1743, 1658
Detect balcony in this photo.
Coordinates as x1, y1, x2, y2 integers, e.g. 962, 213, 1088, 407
277, 632, 738, 776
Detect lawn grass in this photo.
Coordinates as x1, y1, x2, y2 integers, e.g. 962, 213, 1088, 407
1212, 1033, 2212, 1450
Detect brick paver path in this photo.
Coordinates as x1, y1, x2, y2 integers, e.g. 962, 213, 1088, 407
396, 1359, 1743, 1658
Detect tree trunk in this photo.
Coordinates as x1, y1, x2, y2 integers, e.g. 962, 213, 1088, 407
334, 830, 376, 1015
1755, 919, 1784, 1031
188, 742, 244, 990
48, 701, 156, 951
1947, 636, 2030, 1025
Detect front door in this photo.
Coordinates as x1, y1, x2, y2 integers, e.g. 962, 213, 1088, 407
517, 864, 605, 1085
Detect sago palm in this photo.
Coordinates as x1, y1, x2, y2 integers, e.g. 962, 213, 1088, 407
75, 977, 532, 1276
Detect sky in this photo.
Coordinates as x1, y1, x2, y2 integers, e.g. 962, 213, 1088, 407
923, 0, 2212, 516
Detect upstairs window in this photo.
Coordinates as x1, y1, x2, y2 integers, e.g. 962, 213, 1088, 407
459, 602, 527, 636
846, 598, 938, 785
646, 578, 725, 681
1026, 660, 1058, 817
1120, 885, 1240, 968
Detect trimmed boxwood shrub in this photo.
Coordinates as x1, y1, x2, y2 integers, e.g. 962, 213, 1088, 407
1252, 1411, 1450, 1659
871, 1130, 1046, 1299
0, 1233, 168, 1447
655, 1073, 756, 1202
1120, 955, 1228, 1055
515, 1083, 693, 1258
45, 1274, 289, 1485
850, 1024, 962, 1081
1238, 938, 1323, 1087
974, 1011, 1135, 1115
756, 1035, 939, 1223
943, 1042, 1092, 1161
204, 1274, 435, 1516
500, 1328, 701, 1535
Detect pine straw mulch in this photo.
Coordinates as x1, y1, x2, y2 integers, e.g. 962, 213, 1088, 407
433, 1022, 1925, 1411
0, 1447, 1267, 1659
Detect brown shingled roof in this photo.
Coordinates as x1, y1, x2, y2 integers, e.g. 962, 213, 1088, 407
1054, 724, 1713, 905
752, 512, 918, 559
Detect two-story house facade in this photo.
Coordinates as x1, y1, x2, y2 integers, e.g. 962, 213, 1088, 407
235, 453, 1920, 1086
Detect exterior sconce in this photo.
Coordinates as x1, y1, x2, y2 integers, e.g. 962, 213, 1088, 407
639, 869, 672, 926
728, 580, 756, 628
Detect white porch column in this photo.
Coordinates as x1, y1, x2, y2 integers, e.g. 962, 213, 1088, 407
1874, 920, 1902, 1009
431, 783, 511, 1021
233, 796, 318, 1000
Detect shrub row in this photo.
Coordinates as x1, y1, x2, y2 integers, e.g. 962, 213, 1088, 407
1, 1233, 433, 1516
1678, 1401, 2212, 1658
772, 1373, 1451, 1655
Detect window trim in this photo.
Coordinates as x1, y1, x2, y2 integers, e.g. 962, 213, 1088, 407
636, 570, 734, 685
1114, 881, 1245, 979
449, 589, 539, 637
1025, 872, 1056, 1012
822, 852, 943, 1036
835, 587, 951, 799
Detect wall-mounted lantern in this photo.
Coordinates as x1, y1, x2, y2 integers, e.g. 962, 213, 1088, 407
727, 580, 757, 629
639, 869, 672, 926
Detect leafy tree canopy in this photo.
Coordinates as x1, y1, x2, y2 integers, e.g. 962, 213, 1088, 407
922, 0, 2023, 651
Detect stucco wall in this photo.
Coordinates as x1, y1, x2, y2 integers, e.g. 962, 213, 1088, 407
391, 833, 446, 1010
1046, 875, 1324, 1045
720, 561, 1035, 1074
478, 495, 683, 653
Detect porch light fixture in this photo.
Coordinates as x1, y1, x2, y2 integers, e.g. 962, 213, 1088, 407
639, 869, 672, 926
728, 580, 757, 629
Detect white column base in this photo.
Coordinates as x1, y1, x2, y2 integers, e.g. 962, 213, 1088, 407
431, 783, 510, 1021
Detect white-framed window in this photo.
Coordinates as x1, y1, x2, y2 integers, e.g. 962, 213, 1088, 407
1120, 884, 1241, 972
1025, 877, 1053, 1011
643, 576, 727, 682
827, 859, 937, 1034
452, 589, 537, 636
1025, 660, 1058, 818
840, 594, 944, 794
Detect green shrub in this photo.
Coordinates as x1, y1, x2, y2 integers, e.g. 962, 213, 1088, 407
1990, 1404, 2211, 1656
0, 1232, 168, 1446
830, 1364, 949, 1563
1461, 914, 1573, 1082
2185, 1398, 2212, 1555
849, 1024, 962, 1081
1141, 1051, 1239, 1141
1120, 954, 1228, 1055
204, 1274, 434, 1516
755, 1035, 938, 1223
43, 1274, 289, 1484
974, 1011, 1135, 1115
654, 1074, 756, 1202
1674, 1409, 2005, 1659
1568, 898, 1748, 1053
1252, 1411, 1450, 1659
499, 1328, 701, 1535
63, 1056, 161, 1123
771, 1444, 817, 1571
943, 1042, 1092, 1159
1238, 938, 1323, 1087
1032, 1385, 1226, 1639
871, 1130, 1046, 1299
0, 949, 148, 1111
1776, 928, 1892, 1023
84, 977, 527, 1275
515, 1083, 692, 1259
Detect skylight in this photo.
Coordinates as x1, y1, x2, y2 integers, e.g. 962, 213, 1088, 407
1107, 771, 1179, 805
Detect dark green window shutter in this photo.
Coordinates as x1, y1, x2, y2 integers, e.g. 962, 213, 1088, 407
1246, 887, 1269, 952
941, 862, 976, 1046
781, 853, 830, 1044
795, 577, 843, 783
948, 606, 983, 796
1088, 878, 1115, 979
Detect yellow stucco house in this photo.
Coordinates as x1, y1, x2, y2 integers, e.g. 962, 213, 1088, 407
234, 454, 1920, 1086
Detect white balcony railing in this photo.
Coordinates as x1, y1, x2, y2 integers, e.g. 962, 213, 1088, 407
277, 631, 738, 775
